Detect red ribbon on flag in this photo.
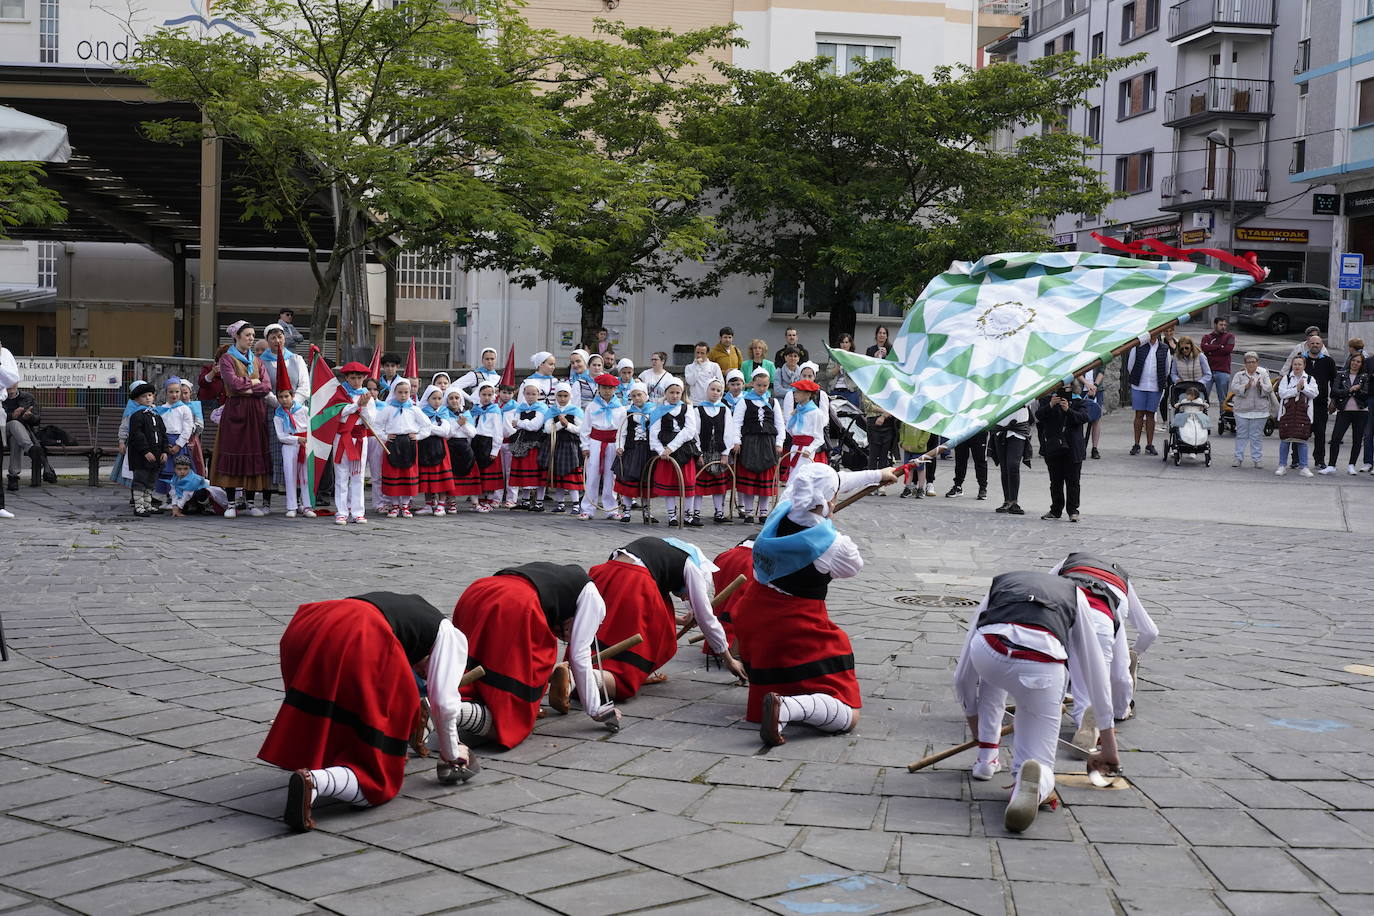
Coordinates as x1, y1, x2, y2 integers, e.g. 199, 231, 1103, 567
1090, 232, 1267, 282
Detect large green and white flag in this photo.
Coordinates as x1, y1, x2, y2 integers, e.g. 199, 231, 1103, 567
830, 250, 1259, 445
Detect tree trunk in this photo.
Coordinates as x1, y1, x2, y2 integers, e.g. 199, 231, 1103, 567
577, 286, 609, 352
310, 256, 344, 358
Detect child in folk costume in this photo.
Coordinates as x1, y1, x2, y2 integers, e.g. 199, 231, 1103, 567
613, 382, 652, 519
169, 455, 229, 516
112, 380, 147, 493
365, 378, 388, 513
126, 382, 169, 518
260, 591, 476, 832
549, 537, 747, 712
466, 380, 507, 512
272, 379, 316, 518
155, 377, 196, 501
497, 384, 519, 507
730, 367, 786, 518
454, 347, 501, 397
524, 351, 558, 406
567, 349, 597, 408
1051, 552, 1159, 753
332, 362, 376, 525
723, 369, 745, 410
377, 379, 430, 518
417, 385, 457, 516
781, 379, 828, 481
648, 377, 699, 526
694, 379, 737, 525
452, 562, 620, 747
736, 462, 898, 746
580, 373, 626, 521
953, 570, 1120, 833
508, 381, 550, 512
443, 388, 479, 513
546, 383, 585, 514
614, 358, 636, 402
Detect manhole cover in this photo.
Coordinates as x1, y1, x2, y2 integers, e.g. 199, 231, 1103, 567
893, 594, 978, 608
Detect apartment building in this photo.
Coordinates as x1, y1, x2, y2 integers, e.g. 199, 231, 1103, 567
989, 0, 1330, 293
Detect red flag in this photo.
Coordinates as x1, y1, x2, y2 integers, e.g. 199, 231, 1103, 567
500, 343, 515, 387
307, 344, 321, 367
366, 344, 382, 381
405, 337, 418, 382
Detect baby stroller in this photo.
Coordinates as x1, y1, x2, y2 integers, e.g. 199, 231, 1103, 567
1161, 381, 1212, 467
1218, 392, 1237, 436
828, 398, 870, 472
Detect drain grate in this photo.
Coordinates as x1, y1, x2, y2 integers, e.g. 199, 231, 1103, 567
893, 594, 978, 608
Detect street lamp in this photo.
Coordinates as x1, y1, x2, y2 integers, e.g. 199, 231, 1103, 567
1206, 129, 1236, 257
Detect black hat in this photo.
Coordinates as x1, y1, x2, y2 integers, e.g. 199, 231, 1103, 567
130, 382, 156, 399
173, 454, 192, 468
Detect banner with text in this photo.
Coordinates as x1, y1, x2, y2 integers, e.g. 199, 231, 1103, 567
14, 358, 125, 389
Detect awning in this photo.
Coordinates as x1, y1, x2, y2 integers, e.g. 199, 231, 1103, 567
0, 104, 70, 162
0, 285, 58, 309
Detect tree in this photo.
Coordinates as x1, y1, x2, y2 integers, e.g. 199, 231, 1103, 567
696, 53, 1135, 343
436, 21, 740, 349
129, 0, 568, 354
0, 163, 66, 240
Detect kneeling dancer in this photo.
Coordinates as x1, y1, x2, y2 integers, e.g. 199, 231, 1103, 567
736, 462, 896, 746
453, 562, 619, 747
953, 570, 1120, 833
259, 592, 475, 832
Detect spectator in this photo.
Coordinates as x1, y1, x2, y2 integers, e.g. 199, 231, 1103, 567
741, 339, 776, 386
210, 321, 275, 516
946, 426, 988, 501
1326, 352, 1370, 475
592, 326, 612, 356
277, 308, 306, 351
1077, 368, 1105, 460
1228, 352, 1273, 468
774, 346, 803, 397
991, 404, 1032, 515
1200, 316, 1235, 406
782, 327, 809, 364
1035, 382, 1088, 522
1284, 326, 1323, 371
823, 333, 860, 407
706, 327, 744, 374
867, 326, 894, 360
860, 393, 896, 490
0, 335, 17, 515
1275, 355, 1318, 478
1300, 335, 1337, 471
5, 383, 56, 488
684, 341, 723, 403
638, 351, 672, 403
1343, 337, 1366, 371
1169, 336, 1212, 394
196, 345, 230, 412
1126, 335, 1171, 456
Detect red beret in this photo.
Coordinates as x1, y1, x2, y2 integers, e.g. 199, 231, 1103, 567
792, 379, 821, 392
339, 361, 371, 374
595, 373, 619, 387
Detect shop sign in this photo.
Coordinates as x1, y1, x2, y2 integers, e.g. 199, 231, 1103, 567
1180, 228, 1208, 245
1131, 221, 1180, 240
1345, 190, 1374, 217
1313, 194, 1339, 216
1234, 227, 1309, 244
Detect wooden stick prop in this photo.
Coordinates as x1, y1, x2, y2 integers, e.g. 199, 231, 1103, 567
458, 665, 486, 688
547, 426, 558, 491
907, 724, 1013, 773
829, 461, 917, 514
595, 633, 644, 665
676, 574, 747, 640
355, 408, 391, 456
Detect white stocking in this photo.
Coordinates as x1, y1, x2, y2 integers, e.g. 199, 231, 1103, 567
456, 701, 494, 737
309, 766, 370, 807
776, 694, 854, 734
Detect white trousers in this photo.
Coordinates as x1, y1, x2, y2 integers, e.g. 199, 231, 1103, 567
580, 439, 617, 515
1070, 611, 1133, 724
281, 445, 312, 511
501, 447, 515, 503
970, 635, 1067, 803
368, 438, 385, 510
334, 445, 368, 519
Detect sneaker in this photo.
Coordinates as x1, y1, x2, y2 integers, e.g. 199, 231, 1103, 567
1299, 467, 1314, 478
976, 487, 988, 500
1006, 504, 1025, 515
1040, 512, 1060, 520
1318, 465, 1334, 475
433, 505, 446, 517
387, 506, 400, 518
1362, 464, 1372, 473
912, 487, 924, 499
1129, 444, 1141, 456
924, 484, 936, 497
401, 507, 414, 518
259, 505, 271, 516
0, 508, 13, 519
972, 757, 999, 781
223, 507, 237, 519
415, 505, 434, 516
285, 509, 297, 519
946, 485, 963, 498
302, 509, 317, 518
1070, 707, 1099, 758
552, 502, 566, 514
1252, 461, 1262, 469
1275, 466, 1287, 477
1069, 513, 1080, 523
1090, 447, 1100, 460
352, 516, 368, 524
248, 506, 266, 518
502, 500, 517, 509
335, 515, 348, 525
1232, 458, 1242, 467
1350, 465, 1360, 475
1005, 760, 1042, 833
1144, 444, 1158, 456
995, 502, 1009, 513
899, 486, 912, 498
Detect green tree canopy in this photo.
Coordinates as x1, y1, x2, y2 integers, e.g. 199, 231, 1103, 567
0, 163, 66, 240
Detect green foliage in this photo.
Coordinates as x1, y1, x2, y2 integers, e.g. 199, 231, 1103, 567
695, 52, 1137, 341
0, 163, 66, 240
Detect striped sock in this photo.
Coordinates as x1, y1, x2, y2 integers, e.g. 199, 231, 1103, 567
456, 701, 494, 737
776, 694, 853, 733
309, 766, 369, 807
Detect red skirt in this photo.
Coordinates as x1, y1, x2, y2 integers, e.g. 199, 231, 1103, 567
419, 454, 454, 494
705, 544, 754, 655
508, 449, 544, 489
650, 456, 696, 498
453, 575, 558, 749
736, 440, 779, 497
586, 561, 677, 700
732, 580, 861, 722
451, 464, 485, 497
695, 457, 732, 496
553, 468, 584, 491
210, 394, 273, 491
381, 455, 420, 498
257, 599, 416, 806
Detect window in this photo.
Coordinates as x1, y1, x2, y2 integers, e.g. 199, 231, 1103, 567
816, 38, 896, 75
395, 248, 453, 301
1090, 31, 1104, 59
0, 0, 23, 18
1114, 151, 1153, 194
35, 241, 56, 289
38, 0, 57, 62
1120, 0, 1158, 41
1291, 140, 1306, 174
1043, 29, 1074, 58
391, 321, 451, 370
1087, 105, 1102, 143
772, 263, 800, 314
1360, 78, 1374, 127
1043, 103, 1072, 135
1117, 71, 1157, 119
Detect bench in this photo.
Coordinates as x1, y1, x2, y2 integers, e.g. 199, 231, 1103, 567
2, 406, 108, 487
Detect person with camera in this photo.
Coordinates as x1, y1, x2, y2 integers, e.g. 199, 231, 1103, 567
5, 382, 56, 490
1034, 382, 1088, 522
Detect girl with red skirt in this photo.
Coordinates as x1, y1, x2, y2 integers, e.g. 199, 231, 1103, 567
507, 383, 549, 512
443, 388, 479, 512
377, 380, 428, 518
465, 381, 507, 512
545, 383, 585, 514
647, 377, 698, 526
781, 379, 829, 482
417, 385, 456, 516
729, 368, 785, 517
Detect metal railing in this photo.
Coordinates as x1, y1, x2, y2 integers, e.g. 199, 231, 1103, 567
1168, 0, 1276, 41
1160, 168, 1269, 204
1029, 0, 1084, 35
1163, 77, 1273, 125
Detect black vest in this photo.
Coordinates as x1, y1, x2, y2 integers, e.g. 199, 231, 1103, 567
741, 398, 776, 437
352, 592, 443, 666
619, 537, 688, 597
625, 412, 650, 442
495, 562, 590, 630
976, 571, 1079, 648
768, 517, 833, 600
657, 404, 687, 447
697, 406, 728, 453
1059, 552, 1129, 626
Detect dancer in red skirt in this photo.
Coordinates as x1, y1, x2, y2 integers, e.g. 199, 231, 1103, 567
730, 367, 785, 518
552, 537, 746, 709
452, 562, 620, 748
647, 377, 698, 525
507, 382, 549, 512
705, 537, 755, 657
781, 378, 829, 482
692, 379, 737, 526
463, 380, 506, 512
377, 379, 429, 518
417, 384, 456, 516
259, 592, 475, 832
735, 461, 897, 746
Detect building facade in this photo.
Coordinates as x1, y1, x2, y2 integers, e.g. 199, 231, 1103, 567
989, 0, 1330, 299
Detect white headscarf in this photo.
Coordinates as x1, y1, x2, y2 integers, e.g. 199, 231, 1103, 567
783, 462, 839, 527
615, 357, 635, 372
554, 381, 573, 395
725, 369, 745, 384
419, 384, 445, 408
571, 348, 590, 363
443, 382, 469, 408
480, 347, 498, 359
531, 351, 553, 369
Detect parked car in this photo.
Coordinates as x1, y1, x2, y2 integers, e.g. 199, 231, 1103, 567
1232, 283, 1331, 335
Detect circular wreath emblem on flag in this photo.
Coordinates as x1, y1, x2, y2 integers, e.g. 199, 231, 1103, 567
976, 301, 1037, 340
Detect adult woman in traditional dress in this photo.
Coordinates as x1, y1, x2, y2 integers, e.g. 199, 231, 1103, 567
210, 321, 274, 517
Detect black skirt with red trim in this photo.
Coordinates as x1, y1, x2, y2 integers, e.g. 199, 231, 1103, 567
257, 599, 417, 806
736, 435, 779, 496
586, 560, 677, 700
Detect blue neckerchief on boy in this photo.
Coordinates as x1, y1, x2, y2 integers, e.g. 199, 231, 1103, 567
591, 395, 621, 423
227, 345, 255, 372
341, 379, 367, 398
471, 401, 502, 419
274, 403, 305, 431
615, 381, 633, 401
787, 398, 818, 433
752, 501, 838, 584
172, 470, 209, 498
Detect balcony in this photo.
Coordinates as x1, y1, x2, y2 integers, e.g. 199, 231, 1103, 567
1160, 168, 1269, 212
1162, 77, 1273, 128
1168, 0, 1277, 44
985, 18, 1028, 55
1029, 0, 1085, 36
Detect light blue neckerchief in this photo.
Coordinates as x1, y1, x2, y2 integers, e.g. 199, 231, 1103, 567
649, 399, 684, 425
787, 398, 819, 433
591, 394, 622, 423
227, 345, 255, 373
723, 391, 741, 409
698, 398, 727, 418
664, 537, 709, 569
275, 403, 305, 431
341, 379, 367, 397
752, 501, 838, 585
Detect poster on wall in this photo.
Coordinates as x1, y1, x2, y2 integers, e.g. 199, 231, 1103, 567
61, 0, 260, 65
15, 358, 123, 388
